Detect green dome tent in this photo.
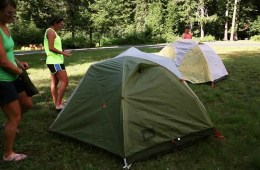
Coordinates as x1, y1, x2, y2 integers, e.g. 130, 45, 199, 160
157, 40, 228, 84
50, 48, 217, 168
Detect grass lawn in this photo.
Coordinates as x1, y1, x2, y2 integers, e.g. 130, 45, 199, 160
0, 46, 259, 170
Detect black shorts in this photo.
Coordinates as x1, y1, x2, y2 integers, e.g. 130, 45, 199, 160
0, 78, 25, 106
47, 64, 66, 74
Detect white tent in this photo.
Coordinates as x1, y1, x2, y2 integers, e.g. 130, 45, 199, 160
157, 40, 228, 84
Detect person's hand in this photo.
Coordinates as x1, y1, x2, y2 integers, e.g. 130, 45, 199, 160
63, 50, 72, 57
18, 68, 24, 77
18, 61, 29, 70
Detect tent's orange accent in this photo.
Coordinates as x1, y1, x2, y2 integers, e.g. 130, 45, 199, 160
215, 128, 225, 142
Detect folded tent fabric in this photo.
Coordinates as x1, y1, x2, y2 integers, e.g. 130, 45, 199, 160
19, 69, 39, 96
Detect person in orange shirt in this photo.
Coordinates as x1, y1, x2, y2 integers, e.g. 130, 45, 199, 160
182, 25, 193, 39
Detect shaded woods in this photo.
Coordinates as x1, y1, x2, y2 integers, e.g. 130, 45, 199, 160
12, 0, 260, 48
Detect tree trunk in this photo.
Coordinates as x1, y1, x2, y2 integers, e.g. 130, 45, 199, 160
224, 0, 229, 41
66, 1, 76, 40
200, 1, 205, 38
200, 23, 204, 38
89, 27, 93, 45
71, 10, 75, 39
236, 2, 241, 39
230, 0, 238, 41
72, 25, 75, 39
98, 33, 101, 47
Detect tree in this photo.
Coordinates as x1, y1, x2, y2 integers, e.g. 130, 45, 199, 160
196, 0, 217, 38
146, 1, 164, 38
235, 0, 260, 39
91, 0, 132, 46
224, 0, 229, 40
165, 1, 179, 34
249, 16, 260, 35
163, 1, 180, 42
11, 0, 260, 46
230, 0, 238, 41
77, 0, 95, 45
64, 0, 81, 39
134, 0, 149, 34
18, 0, 65, 29
199, 0, 205, 38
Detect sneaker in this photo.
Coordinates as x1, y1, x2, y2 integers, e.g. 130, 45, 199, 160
55, 104, 65, 110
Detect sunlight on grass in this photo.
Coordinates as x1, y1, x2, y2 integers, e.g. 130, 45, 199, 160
213, 47, 260, 63
66, 62, 94, 77
214, 46, 260, 54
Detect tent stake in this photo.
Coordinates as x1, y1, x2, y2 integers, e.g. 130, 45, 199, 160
123, 158, 132, 169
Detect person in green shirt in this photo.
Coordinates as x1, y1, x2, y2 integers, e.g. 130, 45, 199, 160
44, 16, 71, 110
0, 0, 33, 161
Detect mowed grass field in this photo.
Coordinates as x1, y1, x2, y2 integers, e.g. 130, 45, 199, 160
0, 45, 259, 170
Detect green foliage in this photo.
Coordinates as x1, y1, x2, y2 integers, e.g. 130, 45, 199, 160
134, 0, 148, 33
250, 16, 260, 35
250, 35, 260, 41
90, 0, 133, 45
165, 1, 179, 35
196, 14, 218, 25
13, 0, 260, 46
174, 0, 197, 24
195, 0, 218, 25
18, 0, 65, 29
10, 20, 43, 45
63, 36, 96, 49
162, 32, 180, 43
101, 32, 152, 46
199, 35, 216, 42
146, 2, 164, 37
237, 1, 260, 37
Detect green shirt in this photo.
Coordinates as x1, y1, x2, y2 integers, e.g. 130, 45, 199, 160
44, 28, 64, 64
0, 28, 17, 82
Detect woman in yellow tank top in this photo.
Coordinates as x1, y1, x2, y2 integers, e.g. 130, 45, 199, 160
44, 16, 71, 110
0, 0, 33, 162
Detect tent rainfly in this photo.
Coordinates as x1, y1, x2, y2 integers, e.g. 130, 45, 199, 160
50, 47, 218, 169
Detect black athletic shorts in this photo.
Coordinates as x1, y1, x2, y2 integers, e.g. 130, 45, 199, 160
47, 64, 66, 74
0, 78, 25, 106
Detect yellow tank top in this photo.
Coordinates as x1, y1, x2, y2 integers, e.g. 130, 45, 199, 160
44, 28, 64, 64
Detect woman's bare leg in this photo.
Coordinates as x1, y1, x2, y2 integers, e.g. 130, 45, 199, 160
18, 91, 33, 114
50, 74, 59, 106
1, 100, 22, 157
55, 71, 68, 107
